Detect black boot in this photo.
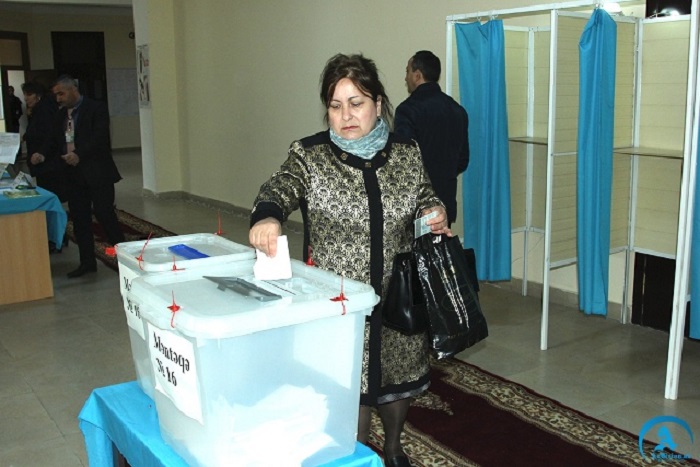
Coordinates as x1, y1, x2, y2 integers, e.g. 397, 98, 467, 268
67, 263, 97, 278
385, 455, 412, 467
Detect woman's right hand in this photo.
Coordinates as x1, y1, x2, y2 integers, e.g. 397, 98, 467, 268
249, 217, 282, 257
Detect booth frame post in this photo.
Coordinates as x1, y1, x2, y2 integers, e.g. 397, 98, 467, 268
446, 0, 643, 23
542, 10, 561, 351
446, 20, 454, 97
665, 1, 700, 401
445, 1, 700, 395
523, 28, 537, 298
621, 20, 644, 326
503, 24, 538, 298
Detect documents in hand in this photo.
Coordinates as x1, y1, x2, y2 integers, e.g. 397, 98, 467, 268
253, 235, 293, 280
414, 211, 438, 238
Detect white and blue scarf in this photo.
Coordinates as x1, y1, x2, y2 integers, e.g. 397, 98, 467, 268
330, 117, 389, 160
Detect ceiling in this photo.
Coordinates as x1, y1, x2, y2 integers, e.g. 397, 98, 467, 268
0, 1, 132, 17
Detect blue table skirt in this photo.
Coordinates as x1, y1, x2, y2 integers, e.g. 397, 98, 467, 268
0, 186, 66, 246
78, 381, 384, 467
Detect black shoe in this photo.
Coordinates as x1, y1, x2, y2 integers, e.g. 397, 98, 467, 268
67, 264, 97, 278
385, 455, 412, 467
49, 241, 64, 254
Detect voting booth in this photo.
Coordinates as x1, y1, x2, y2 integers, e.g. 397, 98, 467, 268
126, 256, 378, 466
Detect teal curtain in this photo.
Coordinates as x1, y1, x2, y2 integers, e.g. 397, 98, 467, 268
691, 137, 700, 338
455, 21, 512, 281
577, 9, 617, 315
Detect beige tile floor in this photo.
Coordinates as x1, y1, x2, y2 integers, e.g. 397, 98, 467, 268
1, 149, 699, 466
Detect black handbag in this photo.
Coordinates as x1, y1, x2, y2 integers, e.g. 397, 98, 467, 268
382, 252, 428, 335
413, 234, 488, 359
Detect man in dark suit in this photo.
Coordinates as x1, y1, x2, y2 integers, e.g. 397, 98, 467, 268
38, 75, 124, 278
24, 82, 63, 200
6, 85, 23, 133
394, 50, 470, 225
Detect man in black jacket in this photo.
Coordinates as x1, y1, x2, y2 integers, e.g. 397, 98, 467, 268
6, 85, 23, 133
38, 75, 124, 278
23, 82, 63, 200
394, 51, 470, 225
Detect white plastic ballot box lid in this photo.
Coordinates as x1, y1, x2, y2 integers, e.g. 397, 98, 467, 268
115, 233, 255, 273
132, 258, 378, 339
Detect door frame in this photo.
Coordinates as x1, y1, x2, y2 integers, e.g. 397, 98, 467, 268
0, 31, 30, 123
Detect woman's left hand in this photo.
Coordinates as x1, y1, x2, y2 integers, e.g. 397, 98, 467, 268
422, 206, 452, 236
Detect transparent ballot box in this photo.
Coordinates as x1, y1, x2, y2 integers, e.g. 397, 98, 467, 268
126, 258, 378, 467
115, 233, 255, 398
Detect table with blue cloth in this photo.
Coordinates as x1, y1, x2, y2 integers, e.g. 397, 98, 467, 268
0, 186, 67, 247
79, 381, 384, 467
0, 186, 67, 305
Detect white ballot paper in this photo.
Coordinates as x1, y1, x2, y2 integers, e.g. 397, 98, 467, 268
254, 235, 293, 280
0, 133, 20, 164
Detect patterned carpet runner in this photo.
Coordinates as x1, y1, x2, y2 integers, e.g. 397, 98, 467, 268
368, 358, 698, 466
65, 208, 175, 271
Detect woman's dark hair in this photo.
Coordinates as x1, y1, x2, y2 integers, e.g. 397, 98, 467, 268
319, 53, 393, 126
21, 81, 46, 96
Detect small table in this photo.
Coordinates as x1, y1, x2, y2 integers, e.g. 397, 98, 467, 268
0, 186, 66, 246
0, 187, 67, 305
79, 381, 384, 467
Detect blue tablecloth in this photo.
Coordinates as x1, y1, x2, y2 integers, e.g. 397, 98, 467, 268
78, 381, 383, 467
0, 186, 66, 246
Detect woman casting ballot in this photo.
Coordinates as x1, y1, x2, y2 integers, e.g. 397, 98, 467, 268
249, 53, 449, 467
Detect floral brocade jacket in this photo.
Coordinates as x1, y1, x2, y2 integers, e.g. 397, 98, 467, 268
251, 130, 443, 303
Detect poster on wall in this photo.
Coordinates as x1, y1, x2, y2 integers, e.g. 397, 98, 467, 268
137, 44, 150, 108
107, 68, 139, 117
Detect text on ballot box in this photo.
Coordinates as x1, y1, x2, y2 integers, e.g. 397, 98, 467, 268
147, 322, 202, 423
128, 258, 379, 467
116, 233, 255, 399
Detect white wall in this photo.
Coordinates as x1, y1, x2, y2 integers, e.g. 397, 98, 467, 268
139, 0, 541, 229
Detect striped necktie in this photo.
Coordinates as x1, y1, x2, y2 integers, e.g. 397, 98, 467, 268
66, 108, 75, 153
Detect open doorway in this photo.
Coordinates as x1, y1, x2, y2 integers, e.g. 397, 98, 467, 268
0, 31, 29, 166
51, 31, 107, 104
